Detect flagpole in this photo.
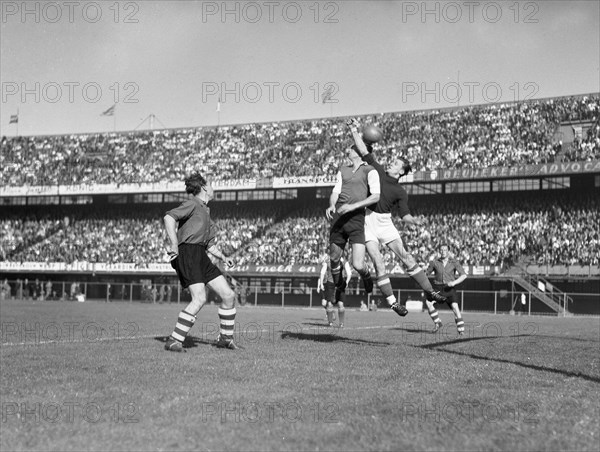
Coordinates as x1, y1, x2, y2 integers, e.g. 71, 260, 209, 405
457, 70, 460, 108
114, 104, 116, 132
16, 108, 19, 136
217, 97, 221, 127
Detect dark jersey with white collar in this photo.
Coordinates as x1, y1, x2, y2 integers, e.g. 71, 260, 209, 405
361, 153, 410, 218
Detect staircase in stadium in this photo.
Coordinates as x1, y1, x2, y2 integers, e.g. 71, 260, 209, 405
508, 265, 572, 315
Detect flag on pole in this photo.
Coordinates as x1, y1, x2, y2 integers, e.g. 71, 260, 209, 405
216, 96, 221, 112
9, 114, 18, 124
101, 104, 116, 116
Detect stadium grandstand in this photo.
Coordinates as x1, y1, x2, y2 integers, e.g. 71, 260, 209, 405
1, 94, 599, 314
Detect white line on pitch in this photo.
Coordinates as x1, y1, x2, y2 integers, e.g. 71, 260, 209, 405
1, 324, 400, 347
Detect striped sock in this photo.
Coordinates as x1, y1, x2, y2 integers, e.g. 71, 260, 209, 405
428, 308, 442, 326
218, 307, 236, 341
335, 289, 346, 325
358, 269, 373, 293
408, 265, 434, 292
326, 308, 335, 324
455, 317, 464, 333
360, 270, 372, 284
170, 309, 196, 343
331, 261, 341, 286
377, 275, 396, 305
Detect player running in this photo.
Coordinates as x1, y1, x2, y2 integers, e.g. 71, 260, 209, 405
318, 255, 352, 327
347, 119, 448, 316
326, 143, 380, 297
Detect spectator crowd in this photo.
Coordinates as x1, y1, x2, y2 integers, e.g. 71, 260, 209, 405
2, 95, 598, 187
1, 94, 599, 272
2, 191, 598, 269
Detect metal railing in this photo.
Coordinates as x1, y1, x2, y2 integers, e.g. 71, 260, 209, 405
1, 280, 597, 316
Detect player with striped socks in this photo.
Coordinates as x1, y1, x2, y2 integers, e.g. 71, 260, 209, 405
426, 244, 467, 336
318, 256, 353, 327
347, 119, 448, 316
163, 172, 238, 352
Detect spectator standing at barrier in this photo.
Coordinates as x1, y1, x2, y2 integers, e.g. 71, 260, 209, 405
45, 281, 53, 301
24, 279, 32, 300
1, 279, 11, 301
16, 279, 23, 300
426, 244, 467, 336
70, 282, 79, 301
158, 284, 166, 304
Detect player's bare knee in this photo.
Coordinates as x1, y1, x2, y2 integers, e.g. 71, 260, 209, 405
374, 261, 386, 277
451, 303, 461, 316
221, 289, 235, 308
352, 259, 365, 273
401, 255, 416, 269
329, 244, 343, 261
187, 297, 205, 315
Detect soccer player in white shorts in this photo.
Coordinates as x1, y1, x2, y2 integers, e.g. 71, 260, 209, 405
347, 119, 448, 316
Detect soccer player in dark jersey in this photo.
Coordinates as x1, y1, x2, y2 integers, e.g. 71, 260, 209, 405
163, 172, 238, 352
326, 144, 380, 296
318, 256, 352, 327
426, 244, 467, 335
347, 119, 448, 316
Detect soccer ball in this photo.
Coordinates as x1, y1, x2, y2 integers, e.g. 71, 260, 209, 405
362, 124, 383, 143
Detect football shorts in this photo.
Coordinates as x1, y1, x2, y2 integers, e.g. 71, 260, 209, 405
329, 210, 366, 248
364, 209, 401, 244
173, 243, 222, 288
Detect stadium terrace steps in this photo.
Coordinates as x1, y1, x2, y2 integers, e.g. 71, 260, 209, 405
510, 270, 571, 315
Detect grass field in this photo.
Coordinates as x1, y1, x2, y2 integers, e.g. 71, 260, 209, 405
1, 299, 599, 452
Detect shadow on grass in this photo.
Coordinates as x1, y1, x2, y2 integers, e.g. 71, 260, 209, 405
414, 335, 600, 384
154, 335, 214, 349
302, 322, 333, 327
398, 327, 426, 333
521, 333, 600, 344
281, 331, 391, 347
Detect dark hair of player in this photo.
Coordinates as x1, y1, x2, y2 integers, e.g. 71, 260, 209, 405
184, 172, 207, 196
399, 157, 412, 176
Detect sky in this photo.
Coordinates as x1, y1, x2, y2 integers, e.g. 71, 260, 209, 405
1, 0, 599, 136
